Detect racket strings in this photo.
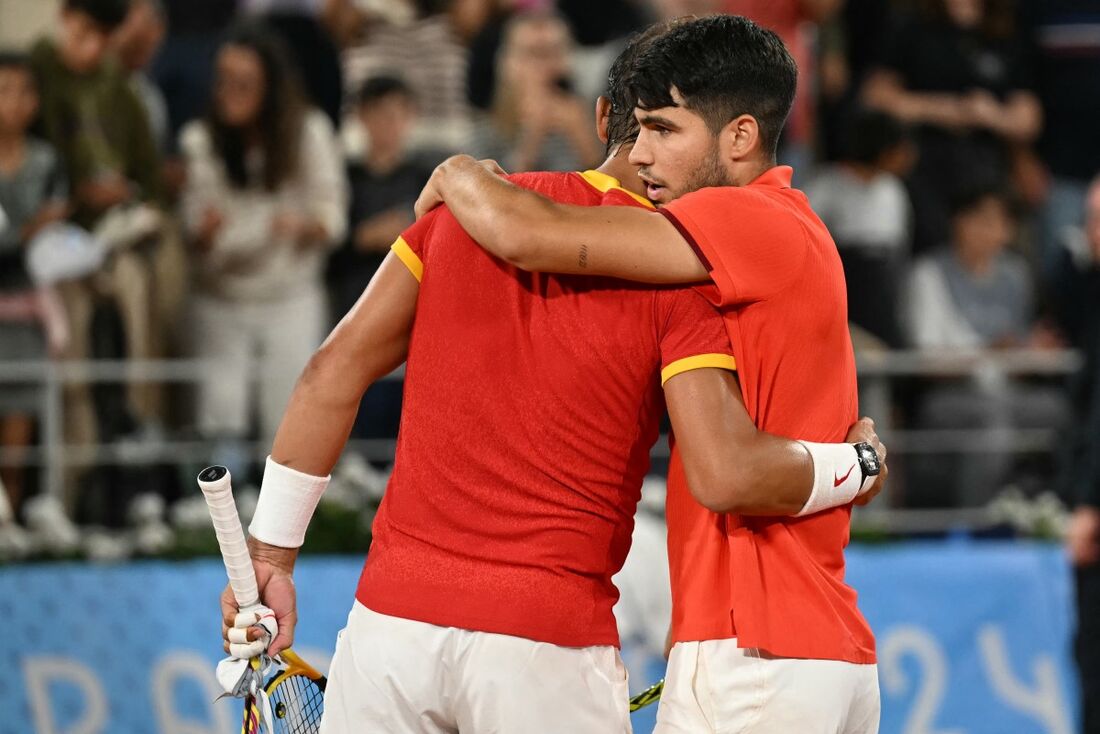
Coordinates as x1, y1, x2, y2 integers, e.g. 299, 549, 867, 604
269, 674, 325, 734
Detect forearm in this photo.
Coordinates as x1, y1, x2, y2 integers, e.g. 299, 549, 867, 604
268, 349, 371, 476
667, 368, 811, 514
666, 368, 881, 516
681, 423, 813, 516
864, 72, 964, 128
426, 155, 707, 282
990, 93, 1042, 143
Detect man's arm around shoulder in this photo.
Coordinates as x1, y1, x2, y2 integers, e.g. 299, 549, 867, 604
415, 155, 709, 283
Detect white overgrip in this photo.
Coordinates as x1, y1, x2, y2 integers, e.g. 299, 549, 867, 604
197, 466, 259, 609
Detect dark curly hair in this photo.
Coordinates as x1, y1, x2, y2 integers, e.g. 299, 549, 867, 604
626, 15, 797, 160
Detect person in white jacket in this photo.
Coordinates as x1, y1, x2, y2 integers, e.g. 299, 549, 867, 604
180, 23, 347, 458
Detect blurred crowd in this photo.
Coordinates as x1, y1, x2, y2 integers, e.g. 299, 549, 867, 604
0, 0, 1099, 534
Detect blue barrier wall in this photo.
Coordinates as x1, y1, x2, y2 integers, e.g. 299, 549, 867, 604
0, 541, 1079, 734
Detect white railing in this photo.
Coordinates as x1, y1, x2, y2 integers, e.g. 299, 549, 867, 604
0, 349, 1082, 531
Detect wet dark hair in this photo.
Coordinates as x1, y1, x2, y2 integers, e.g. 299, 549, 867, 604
626, 15, 797, 160
63, 0, 131, 31
207, 23, 306, 191
843, 108, 910, 165
604, 20, 682, 154
356, 75, 415, 108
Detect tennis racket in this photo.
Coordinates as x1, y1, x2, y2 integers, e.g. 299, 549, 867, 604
198, 465, 327, 734
628, 678, 664, 712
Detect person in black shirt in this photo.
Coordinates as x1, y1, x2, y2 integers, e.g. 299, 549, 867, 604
862, 0, 1041, 253
1021, 0, 1100, 296
327, 76, 440, 440
328, 76, 439, 322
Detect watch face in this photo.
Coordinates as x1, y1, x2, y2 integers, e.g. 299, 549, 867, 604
857, 443, 881, 475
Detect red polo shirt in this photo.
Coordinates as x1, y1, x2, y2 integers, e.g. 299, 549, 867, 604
357, 170, 736, 648
661, 166, 876, 664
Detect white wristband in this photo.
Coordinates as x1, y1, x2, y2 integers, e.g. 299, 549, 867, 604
795, 442, 875, 517
248, 456, 329, 548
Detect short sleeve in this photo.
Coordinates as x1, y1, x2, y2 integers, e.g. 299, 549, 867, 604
661, 187, 806, 307
656, 288, 737, 386
390, 207, 443, 283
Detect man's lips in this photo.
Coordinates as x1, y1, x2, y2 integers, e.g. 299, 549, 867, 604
640, 176, 667, 198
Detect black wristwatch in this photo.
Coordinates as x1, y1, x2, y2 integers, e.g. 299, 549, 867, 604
852, 442, 881, 486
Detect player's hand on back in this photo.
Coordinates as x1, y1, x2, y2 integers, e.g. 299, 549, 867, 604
846, 417, 888, 507
221, 541, 298, 658
414, 155, 508, 220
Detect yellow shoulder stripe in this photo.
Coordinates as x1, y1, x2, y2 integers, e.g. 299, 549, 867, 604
391, 236, 423, 282
661, 354, 737, 386
578, 170, 656, 210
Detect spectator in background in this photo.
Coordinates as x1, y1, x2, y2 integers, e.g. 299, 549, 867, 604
31, 0, 162, 229
469, 11, 601, 172
807, 109, 915, 347
342, 0, 476, 153
1021, 0, 1100, 298
242, 0, 344, 126
328, 76, 435, 322
1059, 175, 1100, 734
863, 0, 1042, 254
0, 52, 69, 514
31, 0, 167, 458
327, 76, 435, 442
112, 0, 169, 154
907, 186, 1066, 506
180, 24, 346, 466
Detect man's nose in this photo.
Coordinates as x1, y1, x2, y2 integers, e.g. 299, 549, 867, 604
628, 133, 653, 166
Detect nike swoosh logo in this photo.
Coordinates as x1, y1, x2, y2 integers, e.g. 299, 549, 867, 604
834, 464, 856, 487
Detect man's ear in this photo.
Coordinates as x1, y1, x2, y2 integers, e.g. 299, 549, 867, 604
595, 96, 611, 145
722, 114, 762, 162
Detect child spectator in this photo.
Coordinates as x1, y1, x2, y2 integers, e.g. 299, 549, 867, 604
806, 109, 915, 346
180, 24, 346, 463
328, 75, 437, 322
0, 52, 70, 512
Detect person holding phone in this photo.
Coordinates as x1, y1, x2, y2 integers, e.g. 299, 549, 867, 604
469, 9, 602, 173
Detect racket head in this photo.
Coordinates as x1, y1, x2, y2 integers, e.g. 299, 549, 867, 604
262, 648, 328, 734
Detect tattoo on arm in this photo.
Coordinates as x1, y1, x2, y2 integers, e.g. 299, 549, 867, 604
578, 244, 589, 269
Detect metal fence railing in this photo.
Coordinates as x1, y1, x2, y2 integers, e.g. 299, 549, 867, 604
0, 349, 1082, 532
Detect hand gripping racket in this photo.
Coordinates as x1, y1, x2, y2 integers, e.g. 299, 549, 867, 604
198, 465, 327, 734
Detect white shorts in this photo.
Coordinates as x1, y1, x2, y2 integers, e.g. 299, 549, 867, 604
655, 639, 880, 734
319, 601, 632, 734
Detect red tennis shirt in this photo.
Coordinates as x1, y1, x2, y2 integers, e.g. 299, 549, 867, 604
356, 170, 736, 648
661, 165, 877, 664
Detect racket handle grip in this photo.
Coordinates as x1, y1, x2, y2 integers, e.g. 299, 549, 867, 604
198, 465, 260, 609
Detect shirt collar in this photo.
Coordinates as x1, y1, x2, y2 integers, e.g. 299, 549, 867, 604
749, 165, 793, 189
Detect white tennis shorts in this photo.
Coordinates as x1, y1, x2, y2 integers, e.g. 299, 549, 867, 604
655, 639, 880, 733
319, 601, 632, 734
